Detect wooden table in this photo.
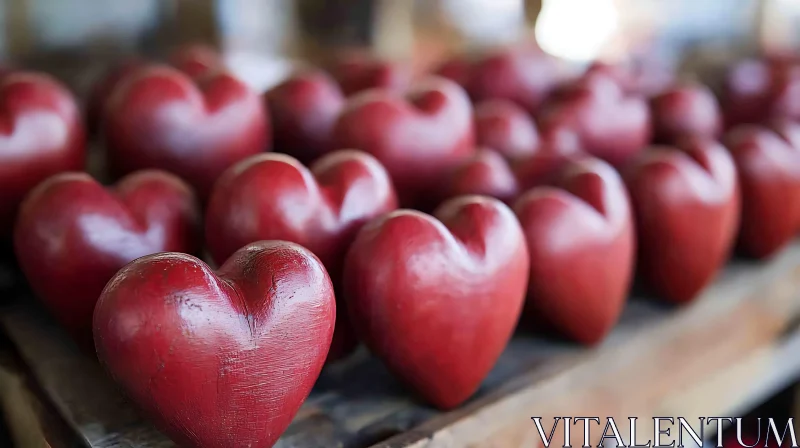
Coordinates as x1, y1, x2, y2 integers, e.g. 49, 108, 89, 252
1, 243, 800, 448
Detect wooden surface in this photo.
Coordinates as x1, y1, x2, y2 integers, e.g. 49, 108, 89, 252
1, 243, 800, 448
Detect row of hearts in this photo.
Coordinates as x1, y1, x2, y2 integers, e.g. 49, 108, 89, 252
2, 46, 800, 448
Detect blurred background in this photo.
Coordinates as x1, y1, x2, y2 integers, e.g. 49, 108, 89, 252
1, 0, 799, 96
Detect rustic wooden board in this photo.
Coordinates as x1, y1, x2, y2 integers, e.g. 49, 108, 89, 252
1, 243, 800, 448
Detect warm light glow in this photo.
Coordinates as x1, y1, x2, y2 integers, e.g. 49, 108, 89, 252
535, 0, 619, 62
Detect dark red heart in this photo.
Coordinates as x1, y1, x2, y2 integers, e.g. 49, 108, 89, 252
624, 137, 739, 303
724, 125, 800, 258
1, 72, 86, 238
722, 58, 800, 127
650, 84, 722, 144
344, 196, 529, 409
265, 70, 345, 164
514, 157, 634, 344
103, 65, 270, 200
94, 241, 335, 448
328, 52, 412, 96
474, 99, 539, 160
331, 77, 475, 208
14, 170, 200, 348
205, 150, 397, 362
437, 149, 577, 206
436, 44, 561, 115
538, 73, 651, 167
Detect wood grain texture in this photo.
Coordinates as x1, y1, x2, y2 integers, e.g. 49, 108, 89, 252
1, 243, 800, 448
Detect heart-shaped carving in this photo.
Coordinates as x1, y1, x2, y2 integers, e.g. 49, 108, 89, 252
331, 77, 475, 208
437, 149, 577, 207
206, 150, 397, 362
436, 44, 561, 115
102, 65, 270, 199
344, 196, 529, 409
1, 72, 86, 238
474, 99, 539, 160
538, 72, 651, 167
650, 84, 722, 144
724, 125, 800, 258
513, 157, 634, 344
14, 171, 201, 347
265, 70, 346, 164
94, 241, 335, 448
624, 137, 739, 303
722, 58, 800, 127
14, 170, 200, 348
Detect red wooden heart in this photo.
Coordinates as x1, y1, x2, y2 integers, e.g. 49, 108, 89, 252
724, 125, 800, 258
14, 170, 200, 348
0, 72, 86, 238
205, 150, 397, 362
474, 99, 539, 160
168, 44, 224, 79
103, 65, 270, 199
86, 58, 147, 134
538, 72, 651, 167
331, 77, 475, 208
94, 241, 335, 448
344, 196, 529, 409
265, 70, 345, 164
624, 137, 739, 303
513, 157, 634, 344
650, 84, 722, 145
436, 44, 561, 115
437, 150, 575, 206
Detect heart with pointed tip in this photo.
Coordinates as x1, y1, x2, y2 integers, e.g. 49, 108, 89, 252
474, 99, 539, 160
344, 196, 529, 409
724, 125, 800, 258
331, 77, 475, 208
624, 137, 739, 303
14, 170, 200, 348
1, 72, 86, 239
265, 70, 346, 164
94, 241, 335, 448
206, 150, 397, 362
103, 65, 270, 199
513, 157, 634, 344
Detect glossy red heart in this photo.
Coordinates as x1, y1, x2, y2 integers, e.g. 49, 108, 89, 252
94, 241, 335, 448
650, 84, 722, 144
14, 170, 200, 348
624, 137, 739, 303
87, 51, 221, 135
344, 196, 529, 409
436, 44, 561, 115
0, 72, 86, 239
437, 150, 577, 206
265, 70, 345, 164
328, 52, 412, 96
331, 77, 475, 208
103, 65, 270, 199
724, 125, 800, 258
474, 99, 539, 160
206, 150, 397, 362
514, 157, 634, 344
538, 73, 651, 167
722, 58, 800, 127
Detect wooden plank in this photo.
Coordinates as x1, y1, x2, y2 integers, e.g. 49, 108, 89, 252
1, 243, 800, 448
